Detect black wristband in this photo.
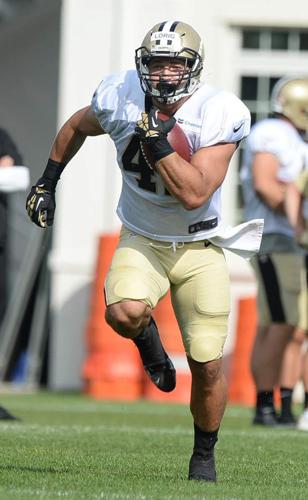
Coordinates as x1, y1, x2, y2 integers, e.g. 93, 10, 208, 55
149, 138, 174, 163
39, 158, 67, 191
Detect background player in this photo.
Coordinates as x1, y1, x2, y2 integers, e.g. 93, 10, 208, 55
241, 77, 308, 426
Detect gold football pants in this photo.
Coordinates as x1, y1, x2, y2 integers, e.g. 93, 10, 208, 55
105, 226, 231, 362
252, 253, 305, 328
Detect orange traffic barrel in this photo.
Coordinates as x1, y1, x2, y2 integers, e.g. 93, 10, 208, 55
228, 296, 257, 406
83, 233, 143, 401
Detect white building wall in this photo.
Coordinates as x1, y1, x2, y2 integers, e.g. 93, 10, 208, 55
49, 0, 308, 389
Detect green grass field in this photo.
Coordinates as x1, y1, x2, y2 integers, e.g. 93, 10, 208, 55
0, 392, 307, 499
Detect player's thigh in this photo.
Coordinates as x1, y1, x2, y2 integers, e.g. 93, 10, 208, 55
251, 257, 271, 327
298, 253, 308, 332
171, 244, 230, 363
252, 253, 303, 327
105, 226, 170, 308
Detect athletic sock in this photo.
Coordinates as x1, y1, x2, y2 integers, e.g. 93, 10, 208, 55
256, 390, 274, 410
193, 423, 218, 457
304, 392, 308, 411
189, 424, 218, 482
280, 387, 293, 416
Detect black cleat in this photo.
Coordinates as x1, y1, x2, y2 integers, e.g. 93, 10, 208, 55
144, 354, 176, 393
276, 413, 297, 427
133, 318, 176, 392
253, 406, 278, 426
188, 452, 217, 482
0, 406, 20, 421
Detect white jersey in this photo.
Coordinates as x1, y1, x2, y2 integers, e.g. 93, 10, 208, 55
92, 70, 251, 242
241, 118, 307, 237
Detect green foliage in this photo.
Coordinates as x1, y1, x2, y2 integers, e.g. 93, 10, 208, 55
0, 393, 307, 499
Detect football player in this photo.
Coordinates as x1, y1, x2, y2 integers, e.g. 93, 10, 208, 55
283, 150, 308, 430
26, 20, 261, 481
0, 127, 25, 423
241, 76, 308, 427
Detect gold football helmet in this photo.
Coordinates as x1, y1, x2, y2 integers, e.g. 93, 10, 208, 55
271, 77, 308, 132
135, 20, 204, 104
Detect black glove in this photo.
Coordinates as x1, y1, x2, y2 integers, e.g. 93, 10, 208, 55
26, 159, 66, 228
135, 108, 176, 162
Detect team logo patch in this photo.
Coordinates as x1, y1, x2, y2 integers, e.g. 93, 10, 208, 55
177, 117, 201, 129
188, 218, 218, 234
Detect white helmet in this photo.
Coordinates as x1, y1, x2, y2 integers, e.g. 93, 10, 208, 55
271, 76, 308, 132
135, 20, 204, 104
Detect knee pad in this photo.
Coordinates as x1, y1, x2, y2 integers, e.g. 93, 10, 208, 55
187, 321, 228, 363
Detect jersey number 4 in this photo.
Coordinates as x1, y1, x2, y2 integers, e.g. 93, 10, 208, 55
122, 136, 157, 193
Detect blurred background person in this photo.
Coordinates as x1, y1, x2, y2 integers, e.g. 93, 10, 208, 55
240, 77, 308, 426
282, 162, 308, 430
0, 126, 29, 420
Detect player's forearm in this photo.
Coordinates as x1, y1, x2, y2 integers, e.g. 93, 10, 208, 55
284, 183, 301, 227
49, 106, 104, 165
155, 154, 212, 210
49, 122, 87, 165
256, 183, 286, 214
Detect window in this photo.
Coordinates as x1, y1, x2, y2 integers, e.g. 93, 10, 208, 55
271, 31, 288, 50
300, 33, 308, 51
242, 28, 308, 51
241, 77, 258, 101
240, 75, 281, 127
242, 30, 260, 49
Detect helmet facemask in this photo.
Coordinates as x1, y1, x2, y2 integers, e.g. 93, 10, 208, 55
135, 21, 204, 104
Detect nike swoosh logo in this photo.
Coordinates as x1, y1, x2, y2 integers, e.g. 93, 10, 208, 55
152, 116, 158, 128
233, 123, 243, 133
36, 197, 44, 210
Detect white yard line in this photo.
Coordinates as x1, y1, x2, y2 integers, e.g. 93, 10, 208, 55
0, 486, 144, 499
0, 400, 250, 417
0, 422, 306, 439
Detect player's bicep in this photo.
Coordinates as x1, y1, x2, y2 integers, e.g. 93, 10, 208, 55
191, 142, 237, 192
252, 152, 279, 193
252, 152, 287, 211
70, 105, 106, 136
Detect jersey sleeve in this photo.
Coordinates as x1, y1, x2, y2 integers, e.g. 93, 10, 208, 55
249, 121, 304, 183
249, 123, 287, 157
91, 70, 140, 140
199, 92, 251, 148
91, 74, 120, 134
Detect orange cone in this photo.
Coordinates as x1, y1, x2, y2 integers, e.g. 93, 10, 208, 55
228, 296, 257, 406
83, 350, 142, 401
82, 233, 143, 401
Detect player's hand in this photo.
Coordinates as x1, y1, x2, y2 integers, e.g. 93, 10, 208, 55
26, 158, 66, 228
135, 108, 176, 144
135, 109, 176, 163
26, 183, 55, 228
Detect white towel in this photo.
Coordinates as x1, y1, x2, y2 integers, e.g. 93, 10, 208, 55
208, 218, 264, 260
0, 166, 30, 192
